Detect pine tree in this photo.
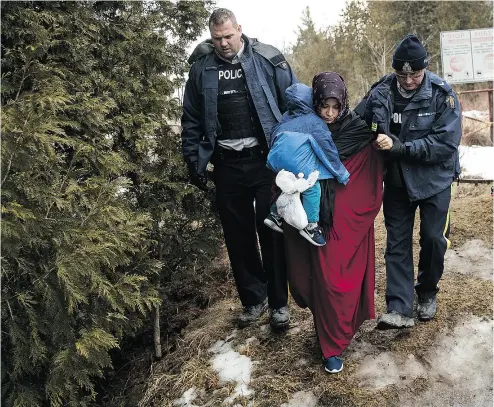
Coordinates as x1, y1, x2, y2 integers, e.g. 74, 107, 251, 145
287, 7, 331, 86
1, 1, 219, 405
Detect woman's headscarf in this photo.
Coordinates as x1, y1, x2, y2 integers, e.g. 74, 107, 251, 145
312, 72, 350, 122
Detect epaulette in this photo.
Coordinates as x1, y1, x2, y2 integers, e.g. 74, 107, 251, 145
251, 39, 289, 69
429, 73, 452, 93
187, 40, 214, 65
363, 74, 393, 98
374, 73, 394, 89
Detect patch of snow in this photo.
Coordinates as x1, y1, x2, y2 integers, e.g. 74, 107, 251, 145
353, 316, 493, 407
225, 330, 237, 342
444, 239, 493, 280
209, 339, 230, 354
287, 326, 301, 335
294, 358, 309, 367
462, 110, 489, 120
402, 316, 493, 406
345, 339, 378, 360
260, 324, 269, 332
280, 390, 319, 407
245, 337, 257, 345
459, 145, 494, 180
173, 387, 200, 407
426, 317, 492, 387
355, 352, 427, 389
209, 339, 254, 405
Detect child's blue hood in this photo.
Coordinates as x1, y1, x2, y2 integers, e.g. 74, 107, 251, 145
285, 83, 314, 117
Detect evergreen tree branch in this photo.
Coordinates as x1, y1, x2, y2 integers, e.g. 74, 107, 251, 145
14, 60, 32, 102
2, 267, 57, 305
44, 154, 75, 219
1, 153, 14, 186
80, 187, 104, 227
6, 299, 14, 320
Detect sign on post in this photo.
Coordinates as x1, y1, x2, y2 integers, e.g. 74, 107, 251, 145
440, 28, 493, 84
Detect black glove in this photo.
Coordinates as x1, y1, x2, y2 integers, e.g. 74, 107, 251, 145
188, 162, 208, 192
388, 134, 406, 157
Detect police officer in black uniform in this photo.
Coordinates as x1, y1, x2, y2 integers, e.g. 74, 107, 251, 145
181, 8, 297, 328
356, 35, 462, 329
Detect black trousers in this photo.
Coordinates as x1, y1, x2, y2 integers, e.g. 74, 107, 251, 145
213, 154, 288, 308
383, 185, 451, 317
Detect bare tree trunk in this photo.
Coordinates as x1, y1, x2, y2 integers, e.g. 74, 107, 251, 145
154, 243, 164, 359
154, 305, 162, 359
364, 34, 392, 79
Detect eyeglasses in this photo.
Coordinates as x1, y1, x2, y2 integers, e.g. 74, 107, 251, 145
395, 70, 423, 79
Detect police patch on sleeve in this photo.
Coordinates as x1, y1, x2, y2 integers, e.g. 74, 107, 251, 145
371, 122, 378, 132
447, 95, 455, 109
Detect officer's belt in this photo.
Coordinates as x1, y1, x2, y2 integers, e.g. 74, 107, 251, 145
215, 145, 265, 160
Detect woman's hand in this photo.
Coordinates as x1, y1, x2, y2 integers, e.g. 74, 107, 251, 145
372, 133, 393, 151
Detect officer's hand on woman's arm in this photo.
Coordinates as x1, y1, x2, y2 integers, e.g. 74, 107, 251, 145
386, 134, 406, 157
373, 133, 407, 157
373, 133, 394, 151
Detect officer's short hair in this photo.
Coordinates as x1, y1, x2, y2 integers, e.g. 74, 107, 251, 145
209, 8, 238, 29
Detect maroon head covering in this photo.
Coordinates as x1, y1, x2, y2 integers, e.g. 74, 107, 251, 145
312, 72, 349, 122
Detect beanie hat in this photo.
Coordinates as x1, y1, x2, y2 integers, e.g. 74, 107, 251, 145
392, 34, 429, 71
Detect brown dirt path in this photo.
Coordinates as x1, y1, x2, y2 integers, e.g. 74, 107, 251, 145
139, 183, 493, 407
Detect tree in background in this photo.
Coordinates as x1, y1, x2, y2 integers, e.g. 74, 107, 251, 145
1, 1, 220, 405
288, 7, 331, 86
288, 0, 494, 105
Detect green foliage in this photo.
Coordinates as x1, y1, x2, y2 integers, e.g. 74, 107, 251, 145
288, 0, 494, 105
1, 1, 220, 405
289, 7, 331, 86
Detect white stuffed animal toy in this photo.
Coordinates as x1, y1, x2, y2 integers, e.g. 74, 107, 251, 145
275, 169, 319, 230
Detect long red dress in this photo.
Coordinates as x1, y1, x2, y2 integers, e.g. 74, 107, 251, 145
284, 144, 383, 358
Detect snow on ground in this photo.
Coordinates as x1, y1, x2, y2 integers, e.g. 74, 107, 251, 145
173, 387, 202, 407
209, 335, 255, 405
444, 239, 493, 281
280, 391, 319, 407
459, 145, 494, 180
355, 352, 427, 389
402, 316, 493, 407
173, 332, 256, 406
462, 110, 489, 120
459, 110, 492, 179
353, 316, 493, 406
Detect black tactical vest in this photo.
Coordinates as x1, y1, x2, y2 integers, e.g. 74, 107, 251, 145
217, 62, 257, 140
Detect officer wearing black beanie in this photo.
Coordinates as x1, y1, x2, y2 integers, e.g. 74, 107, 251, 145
355, 34, 462, 330
392, 34, 429, 72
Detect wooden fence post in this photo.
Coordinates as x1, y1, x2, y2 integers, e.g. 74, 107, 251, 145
488, 89, 493, 142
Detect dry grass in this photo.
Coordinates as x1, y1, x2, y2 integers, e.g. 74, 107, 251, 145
461, 116, 492, 146
136, 183, 492, 407
459, 90, 493, 146
138, 297, 250, 407
450, 183, 493, 247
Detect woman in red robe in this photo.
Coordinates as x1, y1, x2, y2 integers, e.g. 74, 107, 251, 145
282, 72, 383, 373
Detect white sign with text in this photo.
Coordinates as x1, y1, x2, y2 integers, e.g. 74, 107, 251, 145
440, 28, 493, 84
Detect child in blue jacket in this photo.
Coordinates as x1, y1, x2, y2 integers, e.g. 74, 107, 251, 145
265, 83, 349, 246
